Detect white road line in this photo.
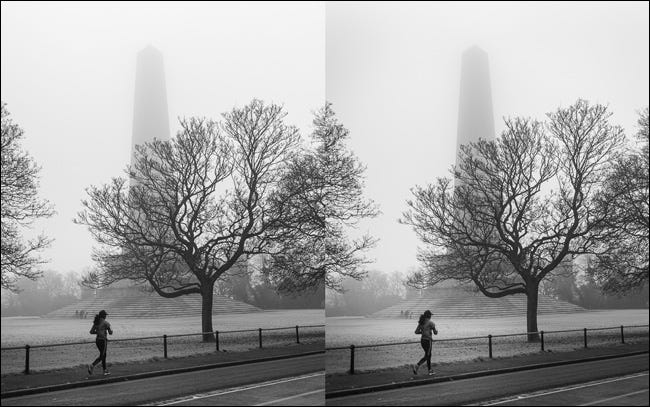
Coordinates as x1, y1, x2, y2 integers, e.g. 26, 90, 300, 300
155, 372, 325, 406
484, 372, 649, 405
254, 389, 325, 406
578, 389, 649, 406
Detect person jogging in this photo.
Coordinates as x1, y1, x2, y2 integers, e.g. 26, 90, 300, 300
412, 309, 437, 375
88, 309, 113, 376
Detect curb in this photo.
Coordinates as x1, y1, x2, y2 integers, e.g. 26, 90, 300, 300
1, 350, 325, 399
325, 350, 649, 399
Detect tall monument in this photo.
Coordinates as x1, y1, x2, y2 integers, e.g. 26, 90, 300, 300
455, 46, 495, 175
104, 46, 172, 294
370, 47, 585, 318
131, 45, 170, 175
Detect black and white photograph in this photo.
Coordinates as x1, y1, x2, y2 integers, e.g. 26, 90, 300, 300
2, 2, 326, 405
1, 1, 649, 406
324, 1, 648, 406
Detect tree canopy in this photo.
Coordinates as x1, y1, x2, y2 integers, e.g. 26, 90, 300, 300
402, 100, 626, 340
1, 102, 54, 292
266, 103, 379, 293
76, 100, 377, 339
592, 108, 649, 293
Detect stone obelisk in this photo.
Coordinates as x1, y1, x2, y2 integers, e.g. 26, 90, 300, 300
442, 46, 496, 291
106, 46, 171, 296
455, 46, 495, 180
131, 45, 170, 179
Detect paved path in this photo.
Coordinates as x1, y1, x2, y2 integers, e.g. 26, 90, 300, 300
482, 372, 648, 406
326, 353, 648, 406
2, 354, 324, 406
151, 372, 324, 406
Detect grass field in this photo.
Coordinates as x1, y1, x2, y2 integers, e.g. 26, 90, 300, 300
325, 309, 649, 373
1, 309, 324, 375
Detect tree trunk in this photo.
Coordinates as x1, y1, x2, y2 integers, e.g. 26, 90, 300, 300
201, 283, 215, 342
526, 282, 540, 342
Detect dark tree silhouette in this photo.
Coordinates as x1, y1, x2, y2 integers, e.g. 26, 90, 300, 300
266, 103, 379, 293
76, 100, 305, 341
1, 103, 54, 292
592, 108, 649, 293
402, 100, 625, 341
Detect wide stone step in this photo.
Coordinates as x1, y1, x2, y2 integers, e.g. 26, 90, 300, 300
371, 288, 587, 319
46, 293, 261, 319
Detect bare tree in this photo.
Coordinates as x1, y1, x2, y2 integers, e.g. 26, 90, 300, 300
1, 103, 54, 292
402, 100, 625, 341
76, 100, 303, 341
267, 103, 379, 293
592, 107, 649, 293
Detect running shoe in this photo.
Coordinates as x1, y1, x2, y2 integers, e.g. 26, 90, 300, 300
103, 371, 111, 376
428, 370, 436, 375
412, 364, 418, 375
87, 364, 93, 375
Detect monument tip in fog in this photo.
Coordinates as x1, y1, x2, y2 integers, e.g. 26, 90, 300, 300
131, 45, 170, 174
455, 45, 495, 178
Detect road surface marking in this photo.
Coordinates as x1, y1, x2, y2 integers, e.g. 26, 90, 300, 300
156, 372, 325, 405
254, 389, 325, 406
484, 372, 649, 405
578, 389, 649, 406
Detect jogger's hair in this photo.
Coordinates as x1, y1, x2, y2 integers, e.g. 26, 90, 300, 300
418, 310, 433, 326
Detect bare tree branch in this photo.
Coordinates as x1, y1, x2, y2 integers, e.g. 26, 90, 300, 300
402, 100, 626, 341
592, 107, 649, 293
75, 100, 307, 340
265, 102, 379, 293
1, 102, 54, 292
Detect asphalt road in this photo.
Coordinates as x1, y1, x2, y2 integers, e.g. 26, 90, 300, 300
152, 372, 324, 406
2, 353, 324, 406
326, 353, 649, 406
482, 372, 648, 406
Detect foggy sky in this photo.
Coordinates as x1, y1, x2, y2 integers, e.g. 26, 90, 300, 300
0, 1, 325, 275
1, 2, 648, 282
327, 1, 649, 280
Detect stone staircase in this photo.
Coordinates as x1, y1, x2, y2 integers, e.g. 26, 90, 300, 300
371, 287, 586, 318
45, 292, 261, 319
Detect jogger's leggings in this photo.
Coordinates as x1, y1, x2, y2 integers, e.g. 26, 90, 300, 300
417, 338, 432, 370
92, 338, 107, 370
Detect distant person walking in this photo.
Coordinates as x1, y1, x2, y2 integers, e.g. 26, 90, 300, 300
412, 309, 437, 375
88, 310, 113, 376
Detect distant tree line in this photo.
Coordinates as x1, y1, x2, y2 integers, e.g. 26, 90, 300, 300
540, 257, 649, 310
326, 270, 406, 317
216, 273, 324, 310
1, 270, 80, 316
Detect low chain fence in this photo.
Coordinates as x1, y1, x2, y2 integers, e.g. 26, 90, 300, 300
1, 324, 325, 375
326, 324, 649, 374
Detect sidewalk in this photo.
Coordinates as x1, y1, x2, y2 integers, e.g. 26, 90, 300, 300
326, 341, 649, 394
1, 342, 323, 395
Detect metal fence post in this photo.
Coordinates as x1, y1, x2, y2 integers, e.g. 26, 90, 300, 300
296, 325, 300, 344
24, 345, 30, 375
584, 328, 588, 348
259, 328, 263, 348
540, 331, 545, 352
488, 335, 493, 359
620, 325, 625, 344
350, 345, 355, 375
215, 331, 220, 351
163, 335, 168, 359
